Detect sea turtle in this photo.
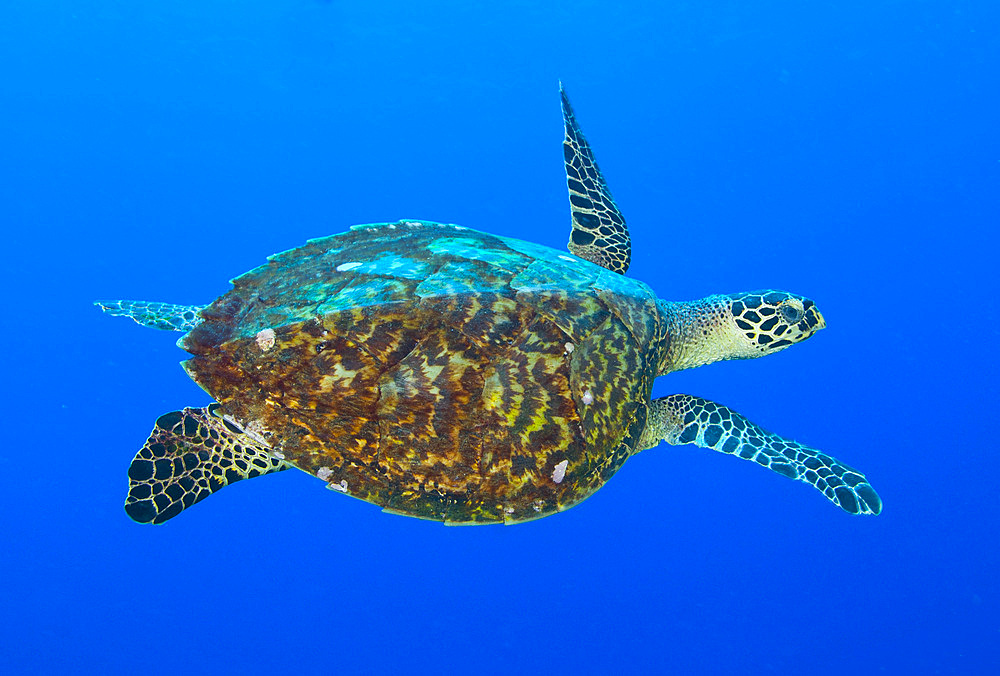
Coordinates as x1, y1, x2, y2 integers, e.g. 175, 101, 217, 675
98, 87, 882, 525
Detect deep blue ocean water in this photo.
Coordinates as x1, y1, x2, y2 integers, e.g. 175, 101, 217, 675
2, 2, 998, 673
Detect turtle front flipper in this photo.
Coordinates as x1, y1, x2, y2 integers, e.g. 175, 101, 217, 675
95, 300, 205, 332
125, 405, 288, 524
640, 394, 882, 515
560, 84, 631, 274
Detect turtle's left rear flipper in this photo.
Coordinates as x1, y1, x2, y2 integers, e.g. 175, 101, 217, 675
125, 406, 287, 524
640, 394, 882, 515
95, 300, 205, 332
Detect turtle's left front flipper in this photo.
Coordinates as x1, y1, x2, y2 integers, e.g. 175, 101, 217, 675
639, 394, 882, 515
560, 85, 631, 274
125, 406, 288, 524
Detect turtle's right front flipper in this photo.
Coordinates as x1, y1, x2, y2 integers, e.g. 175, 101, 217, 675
640, 394, 882, 515
125, 406, 288, 524
95, 300, 205, 332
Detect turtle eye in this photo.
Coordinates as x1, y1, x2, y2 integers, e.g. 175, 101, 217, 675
779, 303, 803, 323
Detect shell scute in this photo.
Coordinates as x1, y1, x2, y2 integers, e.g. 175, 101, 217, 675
594, 269, 661, 347
334, 252, 433, 280
499, 236, 599, 280
415, 260, 512, 297
317, 277, 417, 315
375, 327, 488, 488
320, 304, 428, 370
425, 236, 528, 274
473, 315, 587, 519
514, 288, 611, 344
569, 313, 653, 471
420, 293, 530, 350
510, 257, 596, 292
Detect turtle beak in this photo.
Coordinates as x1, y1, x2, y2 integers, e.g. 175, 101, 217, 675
809, 308, 827, 331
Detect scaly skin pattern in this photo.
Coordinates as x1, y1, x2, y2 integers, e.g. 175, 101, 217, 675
180, 221, 666, 524
639, 394, 882, 515
124, 405, 288, 524
656, 291, 826, 375
561, 86, 630, 274
95, 300, 205, 332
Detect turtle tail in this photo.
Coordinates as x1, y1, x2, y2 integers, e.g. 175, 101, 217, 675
125, 405, 288, 524
95, 300, 205, 332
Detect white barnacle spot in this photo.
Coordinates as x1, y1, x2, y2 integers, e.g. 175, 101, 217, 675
564, 342, 575, 355
272, 450, 285, 460
551, 460, 569, 484
503, 506, 515, 515
336, 261, 363, 272
582, 389, 594, 406
329, 479, 349, 493
255, 328, 276, 352
316, 467, 333, 481
532, 500, 544, 513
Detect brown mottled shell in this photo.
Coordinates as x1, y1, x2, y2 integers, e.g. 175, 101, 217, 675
181, 221, 666, 523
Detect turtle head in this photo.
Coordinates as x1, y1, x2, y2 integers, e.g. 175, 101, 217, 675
726, 290, 826, 355
658, 290, 826, 374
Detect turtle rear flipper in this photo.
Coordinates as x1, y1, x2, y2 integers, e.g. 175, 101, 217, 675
95, 300, 205, 332
640, 394, 882, 515
125, 406, 287, 524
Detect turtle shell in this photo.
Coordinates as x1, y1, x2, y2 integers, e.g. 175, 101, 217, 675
181, 220, 667, 523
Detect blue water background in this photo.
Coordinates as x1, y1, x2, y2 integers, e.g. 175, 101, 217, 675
2, 2, 998, 673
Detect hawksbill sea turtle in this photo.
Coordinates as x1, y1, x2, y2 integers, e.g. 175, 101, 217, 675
97, 86, 881, 524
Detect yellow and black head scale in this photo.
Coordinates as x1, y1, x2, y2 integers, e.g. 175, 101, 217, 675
727, 290, 826, 354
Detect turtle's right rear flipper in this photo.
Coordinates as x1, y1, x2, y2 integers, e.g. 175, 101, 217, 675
95, 300, 205, 332
125, 406, 288, 524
